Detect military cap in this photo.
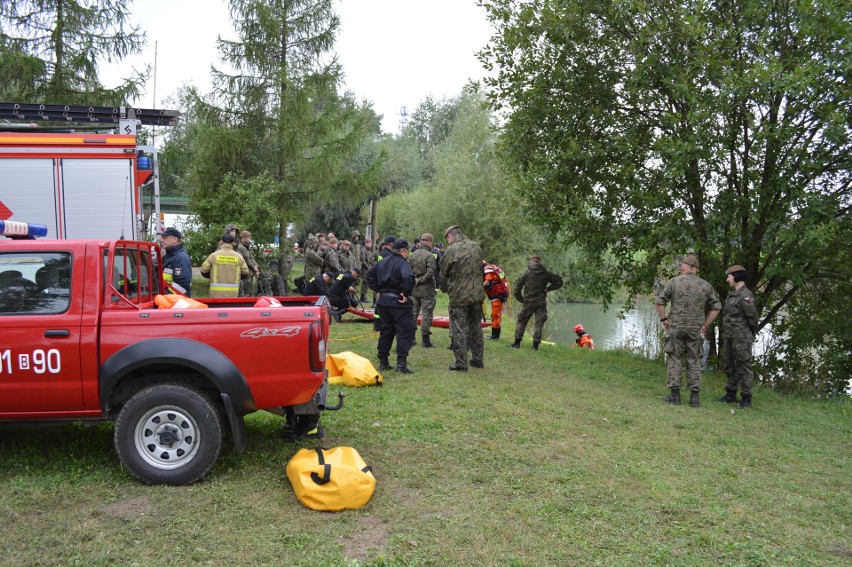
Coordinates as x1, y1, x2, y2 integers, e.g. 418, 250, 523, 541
392, 238, 409, 250
726, 264, 746, 275
383, 234, 396, 244
681, 254, 699, 268
221, 232, 236, 243
157, 227, 182, 239
225, 224, 237, 231
444, 225, 460, 239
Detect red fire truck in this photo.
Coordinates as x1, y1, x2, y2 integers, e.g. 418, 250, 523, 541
0, 102, 178, 240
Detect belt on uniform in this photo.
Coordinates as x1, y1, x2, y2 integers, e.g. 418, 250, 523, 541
381, 291, 402, 297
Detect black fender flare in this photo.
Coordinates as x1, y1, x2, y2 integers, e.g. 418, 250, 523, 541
99, 338, 256, 416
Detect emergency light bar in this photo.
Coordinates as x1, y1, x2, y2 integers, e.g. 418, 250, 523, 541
0, 220, 48, 239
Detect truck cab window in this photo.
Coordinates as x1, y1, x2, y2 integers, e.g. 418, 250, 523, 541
0, 252, 71, 314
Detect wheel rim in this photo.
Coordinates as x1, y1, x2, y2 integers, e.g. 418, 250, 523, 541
134, 404, 200, 470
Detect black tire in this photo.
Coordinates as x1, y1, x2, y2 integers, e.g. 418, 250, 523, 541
114, 384, 223, 485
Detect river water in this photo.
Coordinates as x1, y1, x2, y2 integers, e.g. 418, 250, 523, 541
511, 300, 772, 358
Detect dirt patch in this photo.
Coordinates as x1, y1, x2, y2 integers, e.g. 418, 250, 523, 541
340, 516, 389, 561
100, 495, 150, 519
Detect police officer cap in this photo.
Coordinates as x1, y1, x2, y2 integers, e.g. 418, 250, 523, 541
351, 266, 361, 275
393, 238, 409, 250
157, 227, 182, 239
682, 254, 699, 268
726, 264, 746, 275
221, 232, 236, 243
383, 234, 396, 244
444, 225, 460, 239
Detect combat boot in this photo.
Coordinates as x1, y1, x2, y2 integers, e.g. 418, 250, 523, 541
360, 293, 368, 303
378, 355, 392, 372
737, 394, 752, 409
508, 338, 521, 349
532, 340, 541, 351
422, 334, 436, 348
689, 391, 700, 408
662, 389, 681, 405
717, 389, 737, 403
395, 356, 414, 374
488, 327, 501, 340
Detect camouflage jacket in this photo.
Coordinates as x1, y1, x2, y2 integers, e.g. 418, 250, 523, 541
303, 242, 324, 278
514, 262, 563, 304
722, 285, 758, 339
409, 244, 437, 298
338, 249, 355, 271
320, 246, 340, 273
439, 233, 485, 307
655, 273, 722, 330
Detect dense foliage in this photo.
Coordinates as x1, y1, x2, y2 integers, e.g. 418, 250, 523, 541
479, 0, 851, 395
0, 0, 147, 104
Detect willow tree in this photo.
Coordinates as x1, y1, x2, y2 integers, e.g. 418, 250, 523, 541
195, 0, 379, 247
0, 0, 147, 104
479, 0, 851, 393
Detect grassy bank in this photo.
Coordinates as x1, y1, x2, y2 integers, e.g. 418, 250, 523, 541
1, 313, 849, 566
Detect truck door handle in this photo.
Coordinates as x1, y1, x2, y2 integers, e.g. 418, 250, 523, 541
44, 329, 70, 338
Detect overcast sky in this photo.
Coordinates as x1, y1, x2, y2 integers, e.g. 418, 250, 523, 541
102, 0, 494, 134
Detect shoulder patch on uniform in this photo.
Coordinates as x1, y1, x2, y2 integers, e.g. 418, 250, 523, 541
174, 268, 183, 277
743, 297, 753, 302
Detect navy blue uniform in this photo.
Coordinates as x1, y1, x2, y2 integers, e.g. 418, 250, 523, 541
365, 250, 416, 358
328, 272, 358, 309
304, 275, 328, 296
162, 243, 193, 296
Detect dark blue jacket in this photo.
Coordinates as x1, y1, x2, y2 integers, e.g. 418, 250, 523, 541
162, 243, 193, 296
365, 250, 415, 307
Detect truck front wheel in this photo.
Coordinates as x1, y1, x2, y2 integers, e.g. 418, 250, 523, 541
114, 384, 223, 485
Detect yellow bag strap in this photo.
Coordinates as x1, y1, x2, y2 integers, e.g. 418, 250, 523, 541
310, 448, 374, 486
311, 448, 332, 485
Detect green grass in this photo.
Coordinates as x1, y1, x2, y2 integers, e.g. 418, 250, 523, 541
1, 308, 849, 566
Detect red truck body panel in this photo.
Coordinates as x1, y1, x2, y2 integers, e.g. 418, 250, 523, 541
0, 238, 329, 421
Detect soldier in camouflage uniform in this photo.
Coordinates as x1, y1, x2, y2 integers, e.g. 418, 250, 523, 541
718, 264, 759, 408
410, 233, 438, 348
440, 225, 486, 371
508, 254, 564, 351
655, 254, 721, 407
237, 230, 260, 296
337, 240, 354, 272
321, 238, 341, 274
303, 236, 323, 279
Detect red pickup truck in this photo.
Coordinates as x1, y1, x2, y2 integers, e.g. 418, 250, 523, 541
0, 226, 336, 485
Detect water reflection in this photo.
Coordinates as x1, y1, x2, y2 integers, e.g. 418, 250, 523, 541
533, 301, 662, 355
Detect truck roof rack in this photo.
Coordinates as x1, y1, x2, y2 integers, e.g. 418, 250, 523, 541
0, 102, 179, 127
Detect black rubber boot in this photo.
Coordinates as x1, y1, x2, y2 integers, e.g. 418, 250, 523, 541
360, 293, 368, 303
508, 338, 521, 348
422, 334, 436, 348
689, 391, 700, 408
737, 394, 752, 409
378, 356, 392, 371
532, 340, 541, 351
488, 327, 501, 340
662, 389, 681, 406
395, 356, 414, 374
717, 389, 737, 403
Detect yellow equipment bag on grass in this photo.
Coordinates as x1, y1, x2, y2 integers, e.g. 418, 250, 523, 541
286, 447, 376, 511
326, 351, 383, 387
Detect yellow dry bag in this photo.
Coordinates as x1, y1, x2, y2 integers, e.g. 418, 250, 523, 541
286, 447, 376, 511
326, 351, 383, 387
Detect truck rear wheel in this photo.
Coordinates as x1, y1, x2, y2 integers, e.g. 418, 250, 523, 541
114, 384, 223, 485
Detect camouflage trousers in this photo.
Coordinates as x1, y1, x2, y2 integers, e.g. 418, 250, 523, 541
665, 327, 703, 392
449, 303, 484, 369
723, 336, 754, 395
514, 300, 548, 341
239, 276, 255, 297
412, 294, 436, 337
